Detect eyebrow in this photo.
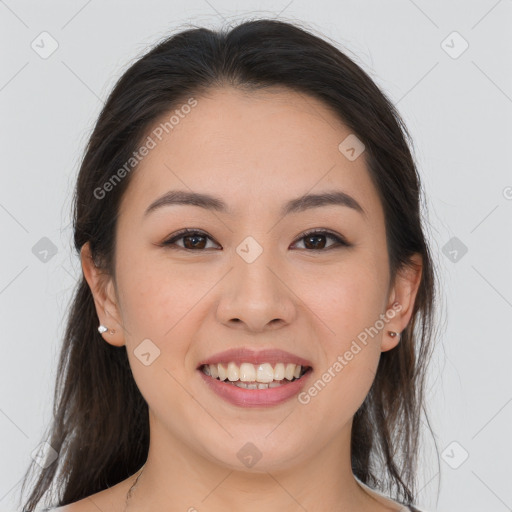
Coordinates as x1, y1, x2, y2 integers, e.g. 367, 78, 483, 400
144, 189, 366, 218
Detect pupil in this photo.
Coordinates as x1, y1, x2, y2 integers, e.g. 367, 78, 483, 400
305, 235, 326, 249
184, 235, 205, 249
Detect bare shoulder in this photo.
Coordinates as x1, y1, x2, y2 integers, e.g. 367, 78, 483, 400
50, 504, 88, 512
48, 477, 130, 512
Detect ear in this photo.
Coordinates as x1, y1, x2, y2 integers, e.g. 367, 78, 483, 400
381, 253, 422, 352
80, 242, 125, 347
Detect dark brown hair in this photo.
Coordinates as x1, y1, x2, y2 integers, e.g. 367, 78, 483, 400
20, 18, 440, 511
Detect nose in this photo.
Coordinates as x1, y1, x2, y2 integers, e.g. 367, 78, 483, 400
215, 247, 297, 333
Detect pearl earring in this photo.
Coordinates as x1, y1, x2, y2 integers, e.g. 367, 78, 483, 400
388, 331, 401, 338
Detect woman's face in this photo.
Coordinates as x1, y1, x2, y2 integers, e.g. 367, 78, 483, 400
83, 86, 420, 473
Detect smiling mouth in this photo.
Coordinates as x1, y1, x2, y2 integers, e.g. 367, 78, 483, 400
199, 363, 312, 389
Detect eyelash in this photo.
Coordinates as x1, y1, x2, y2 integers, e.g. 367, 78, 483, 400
161, 228, 351, 252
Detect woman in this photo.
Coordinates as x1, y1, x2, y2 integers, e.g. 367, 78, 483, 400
21, 18, 438, 512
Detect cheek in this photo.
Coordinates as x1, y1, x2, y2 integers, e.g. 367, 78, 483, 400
296, 254, 388, 412
115, 251, 218, 380
115, 246, 194, 336
299, 255, 388, 344
117, 261, 199, 418
302, 350, 378, 435
298, 268, 386, 426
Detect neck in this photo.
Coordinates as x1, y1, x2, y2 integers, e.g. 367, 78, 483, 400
124, 412, 379, 512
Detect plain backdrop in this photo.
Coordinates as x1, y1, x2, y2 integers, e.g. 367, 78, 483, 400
1, 1, 511, 511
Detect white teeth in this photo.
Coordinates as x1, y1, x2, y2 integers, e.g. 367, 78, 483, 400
256, 363, 274, 383
201, 362, 308, 384
217, 363, 227, 381
239, 362, 256, 382
233, 381, 286, 389
285, 363, 296, 381
273, 362, 285, 380
227, 362, 239, 381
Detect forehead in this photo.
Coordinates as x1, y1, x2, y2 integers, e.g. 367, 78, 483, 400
118, 86, 382, 223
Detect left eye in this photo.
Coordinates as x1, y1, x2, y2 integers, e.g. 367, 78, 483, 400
292, 230, 349, 250
161, 229, 349, 251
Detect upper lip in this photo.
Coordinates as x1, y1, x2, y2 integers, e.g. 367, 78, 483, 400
197, 348, 313, 369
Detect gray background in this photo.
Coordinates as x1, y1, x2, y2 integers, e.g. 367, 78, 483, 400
1, 1, 511, 511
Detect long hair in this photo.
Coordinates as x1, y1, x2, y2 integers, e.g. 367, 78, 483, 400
20, 18, 439, 510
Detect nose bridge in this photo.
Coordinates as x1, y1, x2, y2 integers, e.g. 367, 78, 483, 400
216, 235, 295, 331
236, 241, 277, 297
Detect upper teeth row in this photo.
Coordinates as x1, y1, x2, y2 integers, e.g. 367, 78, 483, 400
202, 362, 305, 383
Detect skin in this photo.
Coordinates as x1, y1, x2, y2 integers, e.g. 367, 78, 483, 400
71, 86, 422, 512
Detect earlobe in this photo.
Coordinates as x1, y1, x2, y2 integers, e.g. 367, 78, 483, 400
80, 242, 125, 347
381, 253, 423, 352
381, 328, 402, 352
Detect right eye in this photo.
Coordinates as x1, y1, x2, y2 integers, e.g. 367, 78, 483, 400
161, 229, 221, 251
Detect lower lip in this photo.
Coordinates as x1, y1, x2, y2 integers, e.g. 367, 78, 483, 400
198, 368, 312, 408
